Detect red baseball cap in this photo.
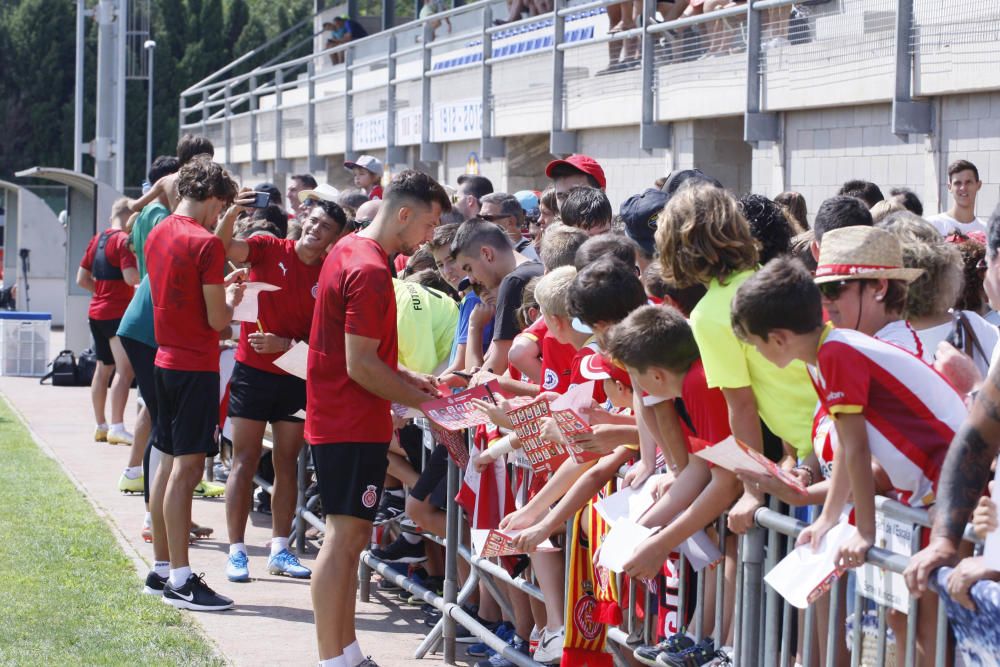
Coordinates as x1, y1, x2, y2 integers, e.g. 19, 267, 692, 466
580, 353, 631, 388
545, 154, 607, 190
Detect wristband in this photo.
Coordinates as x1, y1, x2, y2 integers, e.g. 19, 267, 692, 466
792, 464, 815, 487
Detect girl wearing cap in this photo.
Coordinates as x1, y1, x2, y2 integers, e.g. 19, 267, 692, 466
344, 155, 384, 200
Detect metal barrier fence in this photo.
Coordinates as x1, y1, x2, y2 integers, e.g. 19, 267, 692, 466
265, 417, 981, 666
179, 0, 1000, 167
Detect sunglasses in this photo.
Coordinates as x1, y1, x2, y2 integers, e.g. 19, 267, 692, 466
817, 279, 857, 300
480, 214, 513, 223
354, 218, 373, 229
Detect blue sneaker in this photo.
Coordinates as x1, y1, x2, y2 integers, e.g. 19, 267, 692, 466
226, 550, 250, 582
267, 548, 312, 579
467, 622, 514, 658
476, 638, 528, 667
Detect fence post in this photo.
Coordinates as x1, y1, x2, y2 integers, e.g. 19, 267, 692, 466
738, 526, 765, 664
294, 446, 307, 554
549, 0, 575, 155
891, 0, 931, 136
345, 46, 354, 159
639, 0, 669, 151
480, 5, 505, 159
442, 449, 461, 663
744, 0, 779, 144
419, 21, 441, 164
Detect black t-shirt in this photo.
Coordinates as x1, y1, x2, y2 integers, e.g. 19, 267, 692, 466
493, 261, 544, 342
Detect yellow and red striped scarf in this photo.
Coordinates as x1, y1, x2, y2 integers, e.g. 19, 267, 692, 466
562, 499, 622, 666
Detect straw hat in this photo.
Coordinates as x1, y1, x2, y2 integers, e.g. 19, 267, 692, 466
814, 226, 924, 284
297, 183, 340, 203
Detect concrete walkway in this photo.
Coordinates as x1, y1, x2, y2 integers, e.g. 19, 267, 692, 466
0, 333, 472, 667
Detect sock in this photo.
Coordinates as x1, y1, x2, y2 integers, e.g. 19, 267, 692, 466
343, 641, 364, 666
143, 512, 152, 528
229, 543, 246, 557
385, 488, 404, 497
153, 561, 169, 578
97, 422, 108, 430
168, 565, 192, 588
110, 422, 125, 432
402, 532, 422, 545
317, 657, 347, 667
271, 537, 289, 556
124, 466, 142, 479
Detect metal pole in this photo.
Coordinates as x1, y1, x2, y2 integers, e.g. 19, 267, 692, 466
114, 0, 127, 192
295, 447, 307, 554
739, 527, 765, 664
443, 454, 460, 663
145, 40, 156, 175
74, 0, 86, 173
94, 0, 117, 186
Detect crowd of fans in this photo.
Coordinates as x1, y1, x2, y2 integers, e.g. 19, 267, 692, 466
76, 132, 1000, 667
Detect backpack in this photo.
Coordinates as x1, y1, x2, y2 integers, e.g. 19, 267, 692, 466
39, 348, 97, 386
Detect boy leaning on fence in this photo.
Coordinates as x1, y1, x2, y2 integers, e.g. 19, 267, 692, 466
731, 256, 968, 663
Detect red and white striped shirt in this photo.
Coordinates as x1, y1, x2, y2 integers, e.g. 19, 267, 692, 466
809, 325, 966, 508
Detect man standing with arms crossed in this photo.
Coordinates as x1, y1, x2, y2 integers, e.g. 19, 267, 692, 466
144, 156, 246, 610
308, 170, 451, 667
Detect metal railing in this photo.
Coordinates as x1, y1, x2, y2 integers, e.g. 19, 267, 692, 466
294, 417, 978, 666
179, 0, 1000, 169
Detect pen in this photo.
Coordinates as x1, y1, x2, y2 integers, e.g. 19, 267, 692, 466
256, 319, 264, 334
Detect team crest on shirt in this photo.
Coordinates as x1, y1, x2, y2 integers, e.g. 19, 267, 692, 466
594, 565, 610, 594
311, 283, 319, 299
572, 594, 601, 641
278, 261, 288, 276
542, 368, 559, 390
361, 485, 379, 509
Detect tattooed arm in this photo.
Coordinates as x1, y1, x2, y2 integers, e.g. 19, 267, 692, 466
903, 369, 1000, 596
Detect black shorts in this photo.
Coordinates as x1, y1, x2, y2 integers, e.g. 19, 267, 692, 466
409, 444, 449, 510
399, 423, 425, 474
312, 442, 390, 522
154, 367, 220, 457
89, 317, 122, 364
227, 361, 306, 423
120, 336, 158, 424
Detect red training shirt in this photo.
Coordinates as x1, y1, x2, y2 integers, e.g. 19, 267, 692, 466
370, 184, 384, 200
306, 234, 398, 445
680, 358, 732, 455
236, 236, 321, 375
80, 229, 137, 320
568, 339, 608, 404
145, 215, 226, 372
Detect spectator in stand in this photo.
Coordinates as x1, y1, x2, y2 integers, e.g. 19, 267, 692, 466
454, 174, 494, 220
286, 173, 317, 221
838, 179, 885, 208
451, 219, 544, 377
809, 194, 873, 260
545, 155, 606, 212
143, 156, 244, 612
774, 190, 808, 230
558, 186, 613, 235
898, 235, 999, 379
739, 193, 795, 264
480, 192, 539, 261
655, 183, 816, 534
325, 16, 369, 65
732, 258, 966, 663
344, 155, 384, 200
620, 187, 669, 261
538, 187, 559, 230
78, 197, 140, 446
928, 159, 988, 235
419, 0, 451, 38
889, 186, 924, 216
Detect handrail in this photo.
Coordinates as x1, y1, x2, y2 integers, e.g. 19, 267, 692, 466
181, 13, 319, 94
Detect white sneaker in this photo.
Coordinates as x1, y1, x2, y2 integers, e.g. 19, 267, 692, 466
533, 627, 564, 664
107, 427, 134, 446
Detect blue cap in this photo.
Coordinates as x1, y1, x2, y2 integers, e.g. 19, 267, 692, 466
514, 190, 540, 219
620, 188, 670, 257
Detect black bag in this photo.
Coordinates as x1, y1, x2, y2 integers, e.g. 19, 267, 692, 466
76, 348, 98, 386
40, 350, 79, 386
39, 348, 98, 386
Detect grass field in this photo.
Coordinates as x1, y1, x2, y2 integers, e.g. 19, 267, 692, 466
0, 397, 223, 666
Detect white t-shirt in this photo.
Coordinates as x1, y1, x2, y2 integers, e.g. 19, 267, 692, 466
913, 310, 999, 377
926, 212, 987, 236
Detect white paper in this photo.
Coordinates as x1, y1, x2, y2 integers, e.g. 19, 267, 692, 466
593, 479, 657, 525
232, 282, 281, 323
551, 380, 595, 416
598, 520, 654, 572
984, 462, 1000, 570
694, 435, 768, 475
764, 521, 856, 609
272, 341, 309, 380
678, 531, 723, 572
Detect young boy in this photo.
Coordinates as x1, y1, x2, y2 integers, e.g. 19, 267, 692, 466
731, 257, 968, 663
344, 155, 384, 200
144, 155, 244, 610
128, 134, 214, 213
